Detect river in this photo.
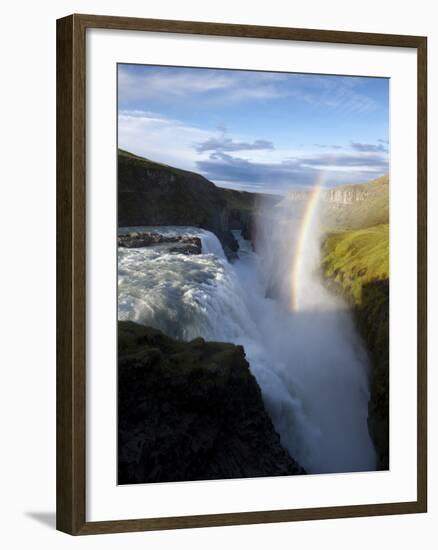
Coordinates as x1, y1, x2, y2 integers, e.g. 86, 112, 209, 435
118, 223, 376, 474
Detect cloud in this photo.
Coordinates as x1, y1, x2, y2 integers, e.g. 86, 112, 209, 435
117, 108, 389, 195
350, 141, 388, 153
300, 152, 387, 170
196, 150, 388, 193
119, 69, 234, 100
118, 66, 287, 104
119, 109, 177, 124
195, 136, 274, 153
118, 66, 384, 115
118, 110, 213, 171
314, 144, 344, 150
286, 75, 381, 114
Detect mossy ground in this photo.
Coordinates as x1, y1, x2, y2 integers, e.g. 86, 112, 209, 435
321, 223, 389, 305
321, 224, 389, 470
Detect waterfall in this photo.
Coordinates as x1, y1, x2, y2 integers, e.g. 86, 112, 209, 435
118, 223, 376, 474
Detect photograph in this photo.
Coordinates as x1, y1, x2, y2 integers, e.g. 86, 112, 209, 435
116, 64, 390, 485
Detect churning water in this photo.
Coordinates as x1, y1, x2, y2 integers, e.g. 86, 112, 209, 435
118, 220, 376, 474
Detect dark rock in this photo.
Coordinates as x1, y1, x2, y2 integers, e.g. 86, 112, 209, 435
118, 150, 237, 258
118, 320, 305, 484
167, 243, 201, 255
321, 271, 389, 470
118, 232, 202, 255
118, 150, 278, 258
356, 279, 389, 470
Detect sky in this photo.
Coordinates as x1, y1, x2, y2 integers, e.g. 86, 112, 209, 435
118, 64, 389, 195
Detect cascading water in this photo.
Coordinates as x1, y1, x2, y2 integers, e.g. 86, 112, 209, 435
254, 188, 376, 473
118, 218, 376, 474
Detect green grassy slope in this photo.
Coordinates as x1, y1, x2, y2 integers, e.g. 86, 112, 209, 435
322, 224, 389, 304
321, 224, 389, 469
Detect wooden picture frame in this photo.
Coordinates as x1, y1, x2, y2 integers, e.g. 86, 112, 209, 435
57, 13, 427, 535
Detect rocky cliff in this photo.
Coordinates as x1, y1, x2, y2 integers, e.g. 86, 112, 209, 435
118, 321, 305, 484
286, 174, 389, 230
118, 149, 265, 258
321, 224, 389, 469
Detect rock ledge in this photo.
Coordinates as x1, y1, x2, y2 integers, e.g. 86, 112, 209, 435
118, 321, 305, 484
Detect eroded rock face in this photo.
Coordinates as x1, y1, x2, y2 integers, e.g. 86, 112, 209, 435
118, 232, 202, 255
284, 174, 389, 231
117, 149, 269, 258
118, 321, 305, 484
118, 150, 238, 258
356, 279, 389, 470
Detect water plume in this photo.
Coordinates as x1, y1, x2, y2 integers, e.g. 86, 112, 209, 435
118, 214, 376, 474
253, 176, 376, 472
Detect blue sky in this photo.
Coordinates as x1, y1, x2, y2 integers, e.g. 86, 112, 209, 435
118, 64, 389, 194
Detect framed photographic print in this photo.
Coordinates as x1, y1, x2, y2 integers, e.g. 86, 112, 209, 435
56, 14, 427, 535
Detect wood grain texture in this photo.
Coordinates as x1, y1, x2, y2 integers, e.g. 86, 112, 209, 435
56, 14, 86, 535
416, 37, 428, 513
56, 13, 427, 535
76, 501, 420, 535
56, 15, 74, 534
74, 13, 425, 47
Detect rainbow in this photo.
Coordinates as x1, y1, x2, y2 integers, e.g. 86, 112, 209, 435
290, 173, 326, 312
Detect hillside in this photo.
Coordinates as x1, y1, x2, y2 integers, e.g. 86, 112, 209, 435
321, 224, 389, 469
118, 149, 264, 256
321, 175, 389, 230
284, 174, 389, 231
322, 224, 389, 303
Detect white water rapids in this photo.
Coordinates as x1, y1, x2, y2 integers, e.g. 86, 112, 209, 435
118, 221, 376, 474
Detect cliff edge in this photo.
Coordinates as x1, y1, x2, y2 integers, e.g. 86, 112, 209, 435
118, 320, 305, 484
118, 149, 265, 257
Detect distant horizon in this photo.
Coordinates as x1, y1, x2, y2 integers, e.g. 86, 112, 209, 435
119, 147, 388, 197
118, 65, 389, 194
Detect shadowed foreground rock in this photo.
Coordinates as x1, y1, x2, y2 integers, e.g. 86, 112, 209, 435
118, 321, 305, 484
